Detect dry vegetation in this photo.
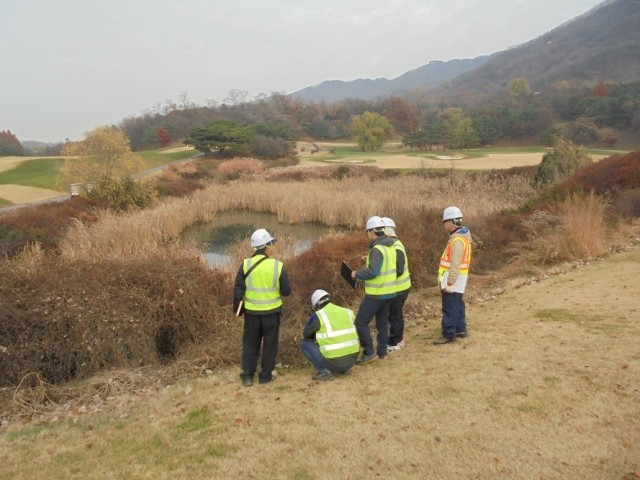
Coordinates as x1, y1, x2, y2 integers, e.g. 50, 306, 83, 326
1, 155, 639, 478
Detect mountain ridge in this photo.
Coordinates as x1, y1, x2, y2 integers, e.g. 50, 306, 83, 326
290, 0, 640, 103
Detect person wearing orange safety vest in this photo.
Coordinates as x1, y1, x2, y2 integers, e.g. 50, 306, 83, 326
433, 207, 472, 345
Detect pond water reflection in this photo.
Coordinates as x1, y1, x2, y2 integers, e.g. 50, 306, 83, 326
181, 210, 341, 267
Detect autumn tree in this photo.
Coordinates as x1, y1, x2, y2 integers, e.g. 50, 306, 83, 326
592, 81, 609, 97
156, 126, 172, 147
382, 96, 419, 134
0, 130, 26, 156
350, 111, 393, 152
59, 126, 145, 186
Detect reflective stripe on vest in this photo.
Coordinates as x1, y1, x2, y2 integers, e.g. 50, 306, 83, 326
316, 303, 360, 359
438, 236, 472, 283
364, 244, 397, 296
243, 255, 283, 311
394, 239, 412, 292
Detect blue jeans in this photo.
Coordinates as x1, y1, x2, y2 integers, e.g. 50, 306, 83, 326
354, 296, 392, 357
441, 291, 466, 339
300, 340, 352, 374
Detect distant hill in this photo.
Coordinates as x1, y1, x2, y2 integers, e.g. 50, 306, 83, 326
290, 56, 492, 102
290, 0, 640, 103
437, 0, 640, 99
21, 140, 53, 149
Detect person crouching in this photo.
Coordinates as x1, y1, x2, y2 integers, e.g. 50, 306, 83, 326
300, 289, 360, 381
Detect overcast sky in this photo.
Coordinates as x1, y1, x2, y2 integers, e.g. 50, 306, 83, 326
1, 0, 604, 143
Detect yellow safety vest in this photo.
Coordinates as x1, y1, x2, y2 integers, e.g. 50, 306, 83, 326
364, 244, 397, 297
393, 239, 412, 293
315, 303, 360, 359
243, 255, 283, 312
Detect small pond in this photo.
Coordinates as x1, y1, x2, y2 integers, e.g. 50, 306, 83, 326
182, 210, 342, 267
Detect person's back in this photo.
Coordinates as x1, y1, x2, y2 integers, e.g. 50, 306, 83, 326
352, 216, 397, 364
233, 229, 292, 386
301, 290, 359, 381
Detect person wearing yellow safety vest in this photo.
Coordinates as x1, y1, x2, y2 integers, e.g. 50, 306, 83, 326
433, 207, 472, 345
300, 289, 360, 381
381, 217, 411, 352
350, 216, 400, 364
233, 228, 292, 386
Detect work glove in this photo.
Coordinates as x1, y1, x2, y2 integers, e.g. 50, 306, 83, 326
444, 284, 455, 293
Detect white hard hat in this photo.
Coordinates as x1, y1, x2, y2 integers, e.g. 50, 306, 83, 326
442, 206, 463, 221
250, 228, 276, 248
381, 217, 396, 228
365, 216, 385, 231
311, 289, 330, 308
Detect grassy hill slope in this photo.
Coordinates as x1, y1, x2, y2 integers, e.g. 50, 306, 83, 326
1, 238, 639, 479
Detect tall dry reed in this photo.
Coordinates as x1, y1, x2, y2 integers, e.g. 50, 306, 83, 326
561, 191, 607, 259
513, 191, 608, 266
59, 172, 536, 262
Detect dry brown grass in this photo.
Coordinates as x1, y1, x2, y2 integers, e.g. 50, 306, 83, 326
58, 170, 535, 263
1, 244, 638, 479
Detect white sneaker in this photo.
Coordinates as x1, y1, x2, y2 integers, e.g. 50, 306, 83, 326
387, 340, 406, 352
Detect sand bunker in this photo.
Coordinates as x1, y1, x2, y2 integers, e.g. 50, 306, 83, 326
0, 185, 64, 204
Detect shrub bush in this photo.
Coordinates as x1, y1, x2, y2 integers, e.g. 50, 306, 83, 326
534, 139, 592, 185
217, 158, 267, 181
249, 134, 296, 160
0, 254, 233, 386
570, 150, 640, 194
86, 176, 158, 211
0, 197, 96, 256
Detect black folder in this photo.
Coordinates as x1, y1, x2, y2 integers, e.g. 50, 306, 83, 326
341, 261, 356, 289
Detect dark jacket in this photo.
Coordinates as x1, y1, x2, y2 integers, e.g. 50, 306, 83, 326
232, 249, 292, 315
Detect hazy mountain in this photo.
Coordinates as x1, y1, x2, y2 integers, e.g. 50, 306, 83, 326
21, 140, 54, 149
290, 0, 640, 103
290, 56, 493, 102
437, 0, 640, 99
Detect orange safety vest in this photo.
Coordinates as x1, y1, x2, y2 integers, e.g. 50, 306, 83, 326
438, 235, 472, 285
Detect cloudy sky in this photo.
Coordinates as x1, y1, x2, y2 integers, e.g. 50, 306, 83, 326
1, 0, 604, 143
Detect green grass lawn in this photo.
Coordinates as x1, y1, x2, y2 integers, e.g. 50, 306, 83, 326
0, 158, 63, 189
137, 148, 198, 169
0, 148, 197, 191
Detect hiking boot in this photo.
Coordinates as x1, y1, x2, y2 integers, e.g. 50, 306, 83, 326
433, 336, 456, 345
312, 369, 336, 381
356, 352, 378, 365
456, 331, 468, 338
241, 377, 253, 387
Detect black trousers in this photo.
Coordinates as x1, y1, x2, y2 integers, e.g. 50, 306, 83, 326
241, 312, 281, 382
389, 291, 409, 346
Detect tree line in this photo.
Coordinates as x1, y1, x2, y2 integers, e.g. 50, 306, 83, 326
5, 79, 640, 157
119, 78, 639, 153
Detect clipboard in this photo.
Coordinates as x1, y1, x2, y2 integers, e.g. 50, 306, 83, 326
341, 261, 356, 289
